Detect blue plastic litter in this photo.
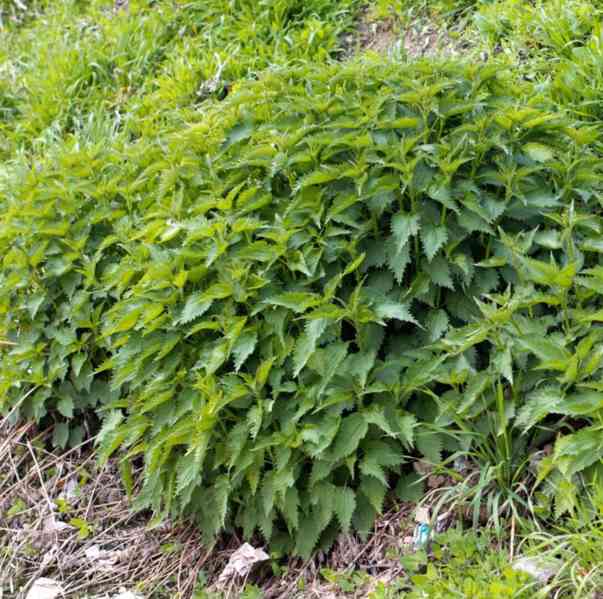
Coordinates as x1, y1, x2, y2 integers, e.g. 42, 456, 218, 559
413, 523, 431, 550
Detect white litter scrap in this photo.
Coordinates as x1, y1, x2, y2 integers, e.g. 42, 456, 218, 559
513, 556, 560, 584
217, 543, 270, 586
111, 590, 145, 599
25, 578, 64, 599
414, 506, 430, 524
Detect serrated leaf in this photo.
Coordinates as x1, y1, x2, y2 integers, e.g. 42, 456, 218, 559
516, 386, 564, 430
374, 301, 418, 325
425, 309, 449, 342
398, 413, 417, 448
333, 487, 356, 533
256, 358, 274, 389
292, 318, 327, 377
492, 346, 513, 384
421, 224, 448, 261
416, 431, 443, 463
177, 294, 212, 324
308, 342, 348, 396
391, 212, 420, 253
386, 240, 411, 284
52, 422, 70, 449
265, 292, 321, 313
363, 405, 395, 436
294, 512, 322, 558
517, 336, 570, 366
524, 142, 554, 163
428, 256, 454, 289
57, 397, 74, 419
554, 427, 603, 478
283, 487, 299, 531
331, 413, 369, 462
396, 472, 424, 503
360, 475, 387, 513
232, 330, 258, 371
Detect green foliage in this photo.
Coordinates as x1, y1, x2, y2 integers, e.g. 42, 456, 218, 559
400, 529, 539, 599
3, 0, 603, 560
552, 27, 603, 122
525, 515, 603, 599
4, 50, 603, 555
474, 0, 602, 59
0, 0, 361, 157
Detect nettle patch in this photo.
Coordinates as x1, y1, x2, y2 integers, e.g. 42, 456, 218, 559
2, 59, 603, 555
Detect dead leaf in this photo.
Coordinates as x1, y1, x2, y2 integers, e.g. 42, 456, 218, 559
413, 460, 433, 476
43, 514, 74, 533
85, 544, 128, 570
217, 543, 270, 586
26, 578, 64, 599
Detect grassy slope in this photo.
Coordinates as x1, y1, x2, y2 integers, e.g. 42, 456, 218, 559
1, 0, 603, 597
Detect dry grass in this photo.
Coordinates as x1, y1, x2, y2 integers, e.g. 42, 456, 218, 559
0, 420, 215, 598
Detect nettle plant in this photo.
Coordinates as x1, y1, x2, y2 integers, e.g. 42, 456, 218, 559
433, 237, 603, 525
1, 59, 602, 555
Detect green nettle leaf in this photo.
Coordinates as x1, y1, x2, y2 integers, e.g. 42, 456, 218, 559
333, 487, 356, 533
331, 414, 369, 462
415, 431, 443, 463
396, 472, 424, 503
425, 309, 449, 342
295, 512, 322, 559
516, 387, 564, 430
363, 406, 395, 436
360, 475, 387, 513
52, 422, 70, 449
554, 427, 603, 478
398, 413, 417, 448
428, 256, 454, 289
309, 342, 348, 396
492, 346, 513, 384
232, 331, 258, 371
265, 292, 321, 313
386, 242, 411, 284
517, 336, 570, 367
292, 319, 327, 377
523, 142, 554, 163
57, 397, 74, 419
421, 224, 448, 261
177, 294, 213, 324
391, 212, 420, 252
175, 447, 206, 496
374, 301, 418, 325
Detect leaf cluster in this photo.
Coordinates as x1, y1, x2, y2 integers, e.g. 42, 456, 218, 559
3, 52, 603, 555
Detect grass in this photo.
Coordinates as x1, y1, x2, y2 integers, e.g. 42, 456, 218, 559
3, 0, 603, 597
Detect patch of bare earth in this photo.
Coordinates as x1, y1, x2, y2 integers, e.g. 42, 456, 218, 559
342, 8, 469, 59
